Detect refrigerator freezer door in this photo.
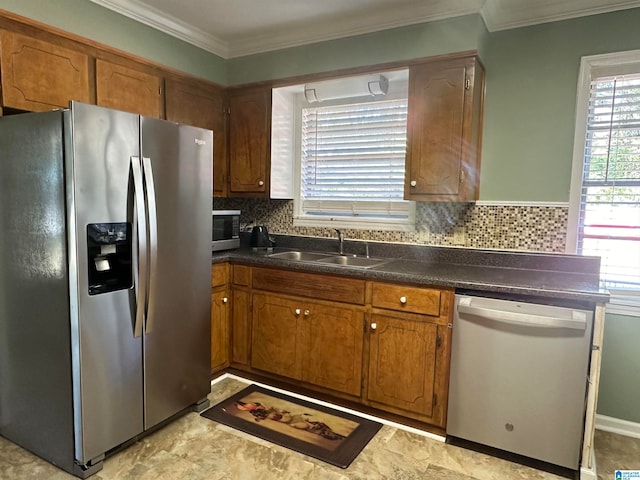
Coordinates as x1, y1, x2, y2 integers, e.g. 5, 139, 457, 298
68, 102, 144, 464
140, 117, 212, 429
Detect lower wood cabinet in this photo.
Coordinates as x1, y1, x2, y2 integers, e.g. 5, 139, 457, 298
211, 263, 231, 374
210, 289, 230, 372
366, 282, 453, 427
366, 313, 450, 427
223, 264, 454, 430
251, 292, 363, 397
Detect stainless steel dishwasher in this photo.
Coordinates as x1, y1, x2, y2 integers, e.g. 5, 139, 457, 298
446, 294, 593, 471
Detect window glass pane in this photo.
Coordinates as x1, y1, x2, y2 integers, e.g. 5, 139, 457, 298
300, 98, 409, 216
579, 73, 640, 289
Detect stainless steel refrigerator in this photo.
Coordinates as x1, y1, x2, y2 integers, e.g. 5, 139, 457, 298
0, 102, 212, 477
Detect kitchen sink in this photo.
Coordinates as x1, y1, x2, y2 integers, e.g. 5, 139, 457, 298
267, 251, 334, 261
267, 250, 390, 269
316, 255, 391, 268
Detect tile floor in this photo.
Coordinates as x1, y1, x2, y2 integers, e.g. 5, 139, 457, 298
0, 376, 638, 480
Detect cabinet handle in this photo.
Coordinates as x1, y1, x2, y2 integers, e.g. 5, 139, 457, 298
304, 310, 310, 316
370, 322, 377, 330
410, 180, 417, 187
258, 180, 264, 186
400, 296, 407, 304
295, 308, 301, 315
222, 297, 228, 303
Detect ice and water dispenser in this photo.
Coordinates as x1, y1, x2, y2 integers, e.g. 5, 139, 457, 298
87, 223, 133, 295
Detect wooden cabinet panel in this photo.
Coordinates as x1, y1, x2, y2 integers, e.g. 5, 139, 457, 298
165, 77, 228, 197
302, 303, 363, 397
367, 314, 439, 421
252, 267, 366, 305
251, 291, 364, 397
231, 287, 251, 365
251, 293, 304, 379
211, 289, 230, 373
228, 87, 271, 196
96, 59, 163, 118
372, 283, 441, 317
212, 263, 230, 288
0, 30, 91, 111
405, 57, 484, 202
232, 264, 251, 287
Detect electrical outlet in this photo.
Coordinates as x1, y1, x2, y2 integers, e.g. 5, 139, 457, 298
453, 227, 466, 245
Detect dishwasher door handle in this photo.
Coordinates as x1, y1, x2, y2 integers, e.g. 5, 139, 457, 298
458, 303, 587, 331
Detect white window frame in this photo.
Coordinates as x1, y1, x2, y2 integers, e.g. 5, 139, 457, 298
568, 49, 640, 316
291, 78, 415, 232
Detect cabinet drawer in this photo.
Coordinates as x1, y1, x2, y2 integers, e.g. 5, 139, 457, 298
211, 263, 230, 287
372, 283, 441, 316
252, 267, 366, 305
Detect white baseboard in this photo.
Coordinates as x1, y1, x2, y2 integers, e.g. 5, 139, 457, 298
596, 414, 640, 439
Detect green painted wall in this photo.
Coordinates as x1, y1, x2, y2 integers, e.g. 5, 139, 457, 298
597, 313, 640, 424
481, 9, 640, 202
227, 14, 485, 85
0, 0, 226, 84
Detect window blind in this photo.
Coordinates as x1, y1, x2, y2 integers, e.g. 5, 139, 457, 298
579, 73, 640, 290
300, 98, 410, 218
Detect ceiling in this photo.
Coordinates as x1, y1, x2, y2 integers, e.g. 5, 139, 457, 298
90, 0, 640, 59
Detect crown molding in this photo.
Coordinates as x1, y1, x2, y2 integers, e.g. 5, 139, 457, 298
481, 0, 640, 32
89, 0, 229, 57
226, 0, 483, 58
91, 0, 640, 59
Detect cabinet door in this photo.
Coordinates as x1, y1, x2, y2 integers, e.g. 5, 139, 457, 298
211, 289, 230, 373
302, 302, 364, 397
96, 59, 163, 118
251, 293, 303, 379
405, 57, 483, 202
228, 87, 271, 196
367, 314, 441, 422
0, 30, 91, 111
165, 78, 228, 197
231, 287, 251, 366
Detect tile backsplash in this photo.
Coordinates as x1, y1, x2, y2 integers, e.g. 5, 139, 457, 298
213, 198, 569, 253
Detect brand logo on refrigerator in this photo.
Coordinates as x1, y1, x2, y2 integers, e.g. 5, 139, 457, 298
194, 139, 206, 146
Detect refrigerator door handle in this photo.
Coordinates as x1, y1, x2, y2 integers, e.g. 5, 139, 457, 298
131, 156, 148, 338
142, 157, 158, 334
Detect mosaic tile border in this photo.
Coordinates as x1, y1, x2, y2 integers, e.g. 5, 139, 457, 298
213, 198, 569, 253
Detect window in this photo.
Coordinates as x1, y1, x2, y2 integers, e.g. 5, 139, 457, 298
569, 51, 640, 309
288, 70, 415, 230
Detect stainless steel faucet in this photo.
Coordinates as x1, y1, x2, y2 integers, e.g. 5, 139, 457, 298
335, 228, 344, 255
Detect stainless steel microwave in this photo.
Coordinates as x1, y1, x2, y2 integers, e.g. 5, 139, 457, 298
212, 210, 241, 251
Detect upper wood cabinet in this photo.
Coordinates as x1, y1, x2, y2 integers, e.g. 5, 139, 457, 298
405, 56, 485, 202
96, 59, 163, 118
228, 86, 272, 197
0, 30, 91, 111
165, 77, 228, 196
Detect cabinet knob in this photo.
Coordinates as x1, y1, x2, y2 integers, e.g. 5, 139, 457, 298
295, 308, 301, 315
410, 180, 417, 187
400, 296, 407, 304
370, 322, 377, 330
304, 310, 310, 316
258, 180, 264, 186
222, 297, 228, 303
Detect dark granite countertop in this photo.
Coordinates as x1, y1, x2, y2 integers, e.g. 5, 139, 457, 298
212, 234, 609, 304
